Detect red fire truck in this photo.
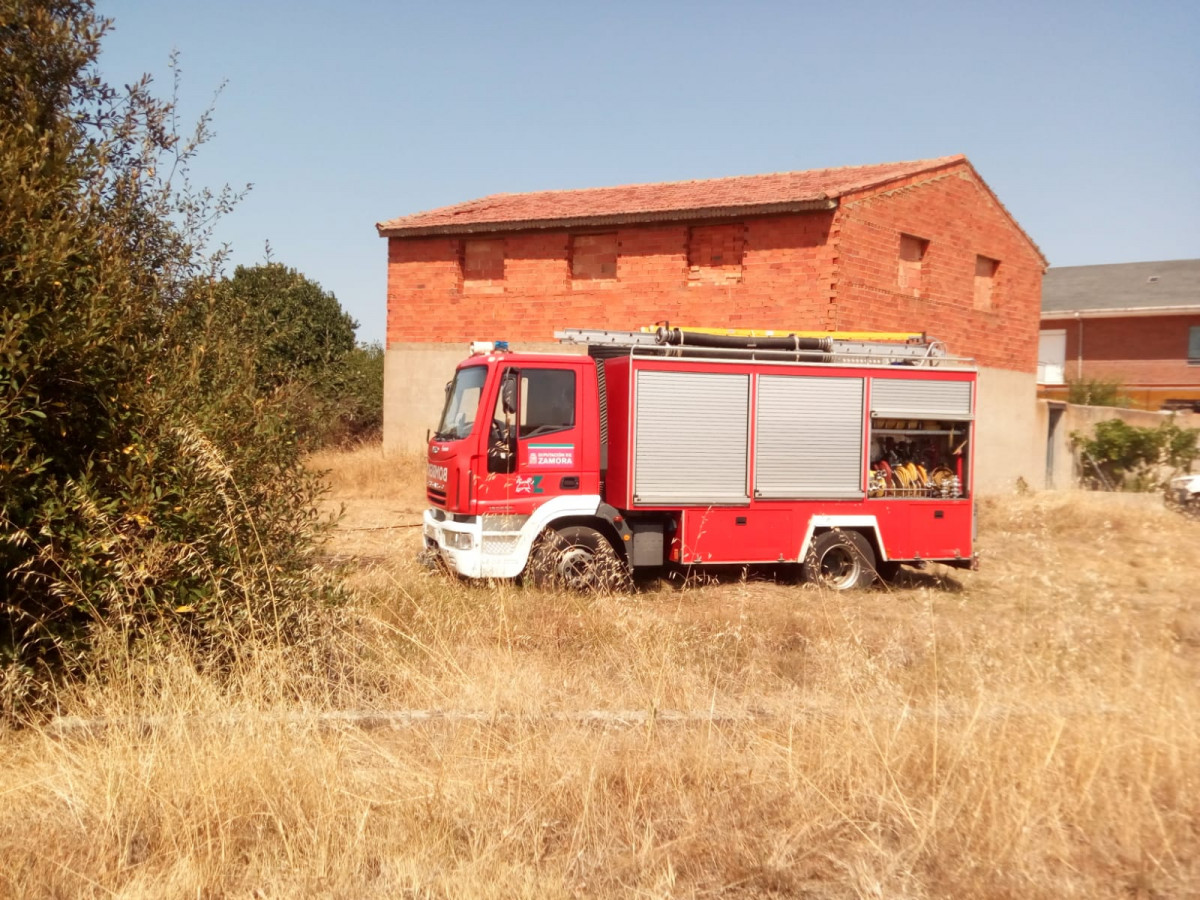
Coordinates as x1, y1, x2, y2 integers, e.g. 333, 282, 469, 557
423, 326, 978, 590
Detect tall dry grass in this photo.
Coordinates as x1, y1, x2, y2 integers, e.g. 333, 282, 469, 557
306, 443, 425, 503
1, 449, 1197, 898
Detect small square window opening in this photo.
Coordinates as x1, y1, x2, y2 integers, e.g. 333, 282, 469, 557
687, 224, 745, 285
462, 239, 505, 288
898, 234, 928, 296
570, 233, 618, 280
974, 255, 999, 310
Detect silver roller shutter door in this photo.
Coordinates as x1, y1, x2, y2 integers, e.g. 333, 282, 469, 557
755, 375, 865, 499
871, 378, 973, 419
634, 371, 749, 504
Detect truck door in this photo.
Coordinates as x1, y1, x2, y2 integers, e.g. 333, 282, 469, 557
475, 364, 593, 511
516, 366, 582, 501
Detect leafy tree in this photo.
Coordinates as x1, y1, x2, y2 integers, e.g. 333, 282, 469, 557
187, 263, 380, 446
331, 342, 384, 444
0, 0, 339, 715
212, 262, 357, 392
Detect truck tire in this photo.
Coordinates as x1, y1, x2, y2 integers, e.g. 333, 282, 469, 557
528, 525, 630, 592
803, 530, 877, 591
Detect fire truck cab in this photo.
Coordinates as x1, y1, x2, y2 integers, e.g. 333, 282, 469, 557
423, 327, 978, 590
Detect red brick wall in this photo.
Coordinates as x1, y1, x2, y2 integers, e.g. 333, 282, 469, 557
386, 212, 837, 345
386, 164, 1043, 372
833, 168, 1044, 371
687, 223, 745, 284
1041, 315, 1200, 386
569, 233, 617, 280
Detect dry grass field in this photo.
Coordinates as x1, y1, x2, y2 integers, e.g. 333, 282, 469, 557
1, 443, 1197, 899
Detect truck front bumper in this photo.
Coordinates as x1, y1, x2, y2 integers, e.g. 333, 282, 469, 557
422, 509, 530, 579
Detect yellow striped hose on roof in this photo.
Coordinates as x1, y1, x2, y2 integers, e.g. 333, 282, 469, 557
640, 325, 926, 343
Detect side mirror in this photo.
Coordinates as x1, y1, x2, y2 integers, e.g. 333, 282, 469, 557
501, 372, 518, 415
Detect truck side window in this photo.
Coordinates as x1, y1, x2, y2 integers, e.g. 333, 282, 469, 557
520, 369, 576, 438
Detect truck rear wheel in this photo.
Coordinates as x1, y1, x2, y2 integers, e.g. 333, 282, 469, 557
804, 530, 877, 591
528, 525, 630, 592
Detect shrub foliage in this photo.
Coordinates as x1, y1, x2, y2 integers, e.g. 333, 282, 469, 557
1066, 377, 1128, 408
0, 0, 340, 715
1072, 418, 1200, 490
190, 264, 382, 446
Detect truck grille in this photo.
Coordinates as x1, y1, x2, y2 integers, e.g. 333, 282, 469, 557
427, 486, 446, 506
482, 534, 520, 555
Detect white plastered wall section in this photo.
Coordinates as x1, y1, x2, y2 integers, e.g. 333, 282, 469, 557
383, 342, 584, 454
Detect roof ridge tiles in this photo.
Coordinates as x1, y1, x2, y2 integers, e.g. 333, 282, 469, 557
376, 155, 970, 236
471, 154, 966, 200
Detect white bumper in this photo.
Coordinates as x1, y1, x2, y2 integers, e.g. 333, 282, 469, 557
423, 495, 604, 579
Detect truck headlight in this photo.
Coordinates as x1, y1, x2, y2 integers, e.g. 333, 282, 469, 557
445, 531, 474, 551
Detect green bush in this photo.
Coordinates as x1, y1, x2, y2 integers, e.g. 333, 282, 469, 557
1066, 377, 1128, 408
182, 263, 354, 447
333, 342, 385, 444
208, 263, 357, 391
1071, 418, 1200, 491
185, 265, 382, 448
1, 0, 341, 716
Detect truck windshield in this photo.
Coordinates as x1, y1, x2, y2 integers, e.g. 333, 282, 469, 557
434, 365, 487, 441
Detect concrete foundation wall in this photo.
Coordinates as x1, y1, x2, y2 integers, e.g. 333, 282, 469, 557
974, 367, 1041, 493
383, 342, 582, 453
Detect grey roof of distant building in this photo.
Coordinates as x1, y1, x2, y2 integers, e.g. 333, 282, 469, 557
1042, 259, 1200, 316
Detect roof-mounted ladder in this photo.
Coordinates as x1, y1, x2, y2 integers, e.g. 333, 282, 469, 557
555, 326, 972, 368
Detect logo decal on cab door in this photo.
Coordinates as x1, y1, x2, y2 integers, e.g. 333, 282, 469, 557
526, 444, 575, 467
516, 475, 544, 494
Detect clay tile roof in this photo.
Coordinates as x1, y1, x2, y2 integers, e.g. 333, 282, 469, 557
377, 155, 968, 237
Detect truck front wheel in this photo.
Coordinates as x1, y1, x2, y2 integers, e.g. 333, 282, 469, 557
804, 531, 877, 591
528, 525, 630, 592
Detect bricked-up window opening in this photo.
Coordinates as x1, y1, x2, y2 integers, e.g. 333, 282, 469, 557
974, 255, 999, 310
1188, 326, 1200, 366
688, 223, 745, 285
897, 234, 928, 296
462, 239, 505, 287
570, 233, 618, 280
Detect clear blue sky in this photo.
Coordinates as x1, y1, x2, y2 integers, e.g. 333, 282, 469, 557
97, 0, 1199, 345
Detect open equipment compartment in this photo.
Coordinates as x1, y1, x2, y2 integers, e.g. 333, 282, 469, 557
867, 375, 974, 499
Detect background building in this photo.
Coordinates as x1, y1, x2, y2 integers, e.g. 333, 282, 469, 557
1039, 259, 1200, 409
378, 155, 1047, 490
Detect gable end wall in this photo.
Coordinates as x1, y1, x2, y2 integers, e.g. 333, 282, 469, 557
833, 166, 1044, 372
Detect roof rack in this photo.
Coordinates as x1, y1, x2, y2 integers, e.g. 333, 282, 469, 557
555, 326, 974, 368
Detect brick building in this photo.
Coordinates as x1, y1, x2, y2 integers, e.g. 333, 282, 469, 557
1039, 259, 1200, 409
378, 155, 1047, 489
